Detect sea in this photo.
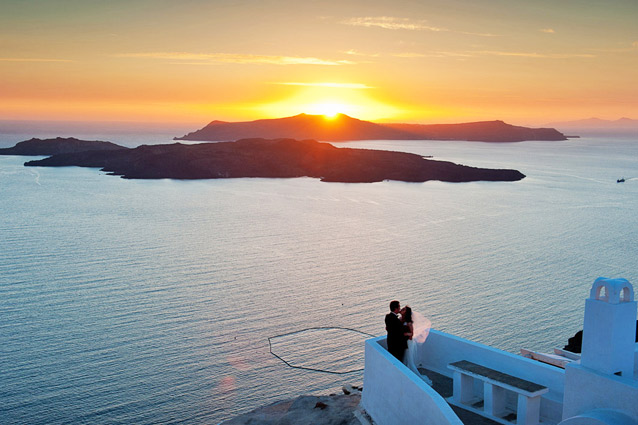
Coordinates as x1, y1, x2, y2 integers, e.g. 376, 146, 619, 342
1, 124, 637, 424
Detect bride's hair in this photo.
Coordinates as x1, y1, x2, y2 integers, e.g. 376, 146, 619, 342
403, 306, 413, 323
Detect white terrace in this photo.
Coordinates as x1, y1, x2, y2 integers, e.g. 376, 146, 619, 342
361, 278, 638, 425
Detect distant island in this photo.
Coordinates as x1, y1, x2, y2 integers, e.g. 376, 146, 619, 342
175, 114, 567, 143
15, 137, 525, 183
0, 137, 126, 156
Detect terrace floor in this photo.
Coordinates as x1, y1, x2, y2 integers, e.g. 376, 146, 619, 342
418, 367, 501, 425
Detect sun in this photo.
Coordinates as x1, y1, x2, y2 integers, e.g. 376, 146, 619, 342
255, 85, 403, 121
310, 102, 347, 119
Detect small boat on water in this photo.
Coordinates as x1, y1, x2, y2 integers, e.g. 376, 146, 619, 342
617, 177, 625, 183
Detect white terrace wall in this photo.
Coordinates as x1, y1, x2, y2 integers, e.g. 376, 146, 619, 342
417, 330, 567, 424
362, 331, 568, 425
361, 336, 464, 425
562, 363, 638, 422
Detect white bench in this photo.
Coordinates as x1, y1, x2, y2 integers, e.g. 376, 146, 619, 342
448, 360, 549, 425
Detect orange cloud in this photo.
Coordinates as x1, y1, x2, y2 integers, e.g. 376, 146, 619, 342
342, 49, 380, 57
117, 52, 354, 66
393, 52, 473, 58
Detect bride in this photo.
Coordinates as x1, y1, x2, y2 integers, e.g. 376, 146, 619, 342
402, 306, 433, 385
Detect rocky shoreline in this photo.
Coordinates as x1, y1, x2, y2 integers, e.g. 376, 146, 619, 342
219, 386, 366, 425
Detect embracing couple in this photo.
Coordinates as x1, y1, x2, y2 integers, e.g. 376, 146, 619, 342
385, 300, 432, 384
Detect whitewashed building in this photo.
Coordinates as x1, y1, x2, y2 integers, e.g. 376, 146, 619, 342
361, 278, 638, 425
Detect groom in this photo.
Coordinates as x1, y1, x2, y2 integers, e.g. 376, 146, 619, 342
385, 300, 407, 361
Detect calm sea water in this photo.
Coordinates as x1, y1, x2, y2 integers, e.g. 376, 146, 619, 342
1, 130, 637, 424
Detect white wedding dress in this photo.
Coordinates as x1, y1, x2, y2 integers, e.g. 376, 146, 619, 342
403, 311, 433, 385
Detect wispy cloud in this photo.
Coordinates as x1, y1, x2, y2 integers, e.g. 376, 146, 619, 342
117, 52, 354, 66
458, 31, 500, 37
341, 16, 498, 37
342, 49, 380, 57
392, 52, 427, 58
393, 50, 595, 59
477, 50, 595, 58
342, 16, 445, 32
393, 52, 473, 58
0, 57, 73, 62
272, 82, 373, 89
540, 28, 555, 34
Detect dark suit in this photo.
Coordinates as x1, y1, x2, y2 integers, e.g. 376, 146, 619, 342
385, 312, 407, 361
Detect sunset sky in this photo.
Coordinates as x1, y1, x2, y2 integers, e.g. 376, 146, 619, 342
1, 0, 637, 126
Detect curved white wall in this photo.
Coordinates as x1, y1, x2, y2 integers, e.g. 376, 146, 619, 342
361, 336, 464, 425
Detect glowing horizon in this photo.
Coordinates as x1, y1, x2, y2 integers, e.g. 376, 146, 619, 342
1, 0, 637, 127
